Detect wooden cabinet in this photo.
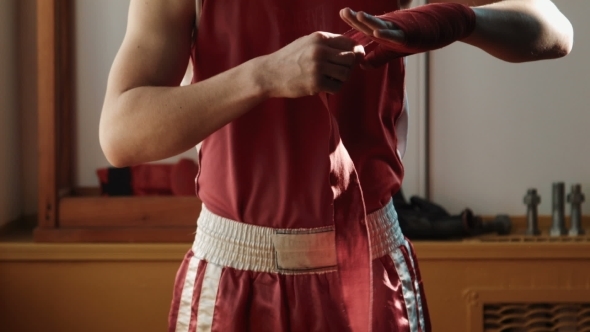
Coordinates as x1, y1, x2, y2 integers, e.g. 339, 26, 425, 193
2, 236, 589, 332
417, 237, 590, 331
35, 0, 199, 242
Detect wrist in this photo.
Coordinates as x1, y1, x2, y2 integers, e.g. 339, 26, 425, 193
248, 55, 275, 99
378, 3, 476, 52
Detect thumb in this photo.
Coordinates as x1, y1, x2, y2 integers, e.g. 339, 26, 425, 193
353, 44, 366, 62
323, 34, 360, 51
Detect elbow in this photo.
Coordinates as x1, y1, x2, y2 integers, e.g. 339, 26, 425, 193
539, 25, 573, 60
100, 131, 129, 168
538, 5, 574, 60
99, 117, 133, 168
99, 96, 139, 168
510, 3, 574, 62
101, 147, 129, 169
557, 20, 574, 58
550, 39, 572, 59
549, 0, 574, 58
513, 21, 573, 63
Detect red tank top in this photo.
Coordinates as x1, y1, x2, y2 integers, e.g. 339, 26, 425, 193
192, 2, 405, 330
193, 0, 405, 229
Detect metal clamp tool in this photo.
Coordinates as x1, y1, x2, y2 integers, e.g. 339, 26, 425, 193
550, 182, 567, 236
567, 184, 585, 236
524, 188, 541, 235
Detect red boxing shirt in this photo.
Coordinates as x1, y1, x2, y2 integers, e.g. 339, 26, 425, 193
193, 0, 405, 229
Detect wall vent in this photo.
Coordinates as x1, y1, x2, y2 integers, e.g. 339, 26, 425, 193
476, 236, 590, 243
484, 303, 590, 332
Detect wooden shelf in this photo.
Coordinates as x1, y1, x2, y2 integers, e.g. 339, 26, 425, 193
33, 225, 197, 243
58, 195, 201, 228
0, 242, 188, 261
5, 235, 590, 261
34, 193, 201, 242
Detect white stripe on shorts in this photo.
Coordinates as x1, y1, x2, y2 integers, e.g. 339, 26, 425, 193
175, 255, 201, 332
196, 263, 223, 332
390, 248, 419, 332
403, 242, 426, 331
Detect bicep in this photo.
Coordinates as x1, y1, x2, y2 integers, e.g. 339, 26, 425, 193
105, 0, 195, 101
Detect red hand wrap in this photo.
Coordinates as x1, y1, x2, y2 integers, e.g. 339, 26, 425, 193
347, 3, 476, 68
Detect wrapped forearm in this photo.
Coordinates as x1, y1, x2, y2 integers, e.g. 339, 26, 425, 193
346, 3, 476, 67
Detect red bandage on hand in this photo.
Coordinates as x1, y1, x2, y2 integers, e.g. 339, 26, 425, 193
347, 3, 476, 68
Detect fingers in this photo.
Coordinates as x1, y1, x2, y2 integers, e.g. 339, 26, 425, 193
314, 32, 365, 64
320, 62, 351, 82
340, 8, 383, 36
323, 47, 358, 67
314, 32, 358, 51
317, 47, 355, 85
374, 29, 405, 44
304, 31, 369, 94
319, 76, 343, 94
340, 8, 405, 45
356, 11, 390, 30
340, 8, 373, 36
313, 36, 363, 67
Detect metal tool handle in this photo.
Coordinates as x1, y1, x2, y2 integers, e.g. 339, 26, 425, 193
550, 182, 567, 236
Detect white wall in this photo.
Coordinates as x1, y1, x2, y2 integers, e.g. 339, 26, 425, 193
401, 0, 428, 198
0, 0, 22, 226
429, 0, 589, 215
75, 0, 196, 187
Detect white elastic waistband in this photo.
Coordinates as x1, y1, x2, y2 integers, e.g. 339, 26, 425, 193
192, 199, 405, 274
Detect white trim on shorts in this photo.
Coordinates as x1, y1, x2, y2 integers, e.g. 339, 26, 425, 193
192, 199, 405, 274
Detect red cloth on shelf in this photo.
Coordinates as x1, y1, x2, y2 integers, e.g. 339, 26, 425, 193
96, 158, 198, 196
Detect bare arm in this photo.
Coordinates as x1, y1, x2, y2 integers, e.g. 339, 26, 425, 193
341, 0, 573, 63
100, 0, 363, 167
100, 0, 269, 167
449, 0, 574, 62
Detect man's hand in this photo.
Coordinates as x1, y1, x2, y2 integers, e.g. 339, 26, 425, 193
258, 32, 365, 98
339, 5, 476, 68
340, 8, 406, 47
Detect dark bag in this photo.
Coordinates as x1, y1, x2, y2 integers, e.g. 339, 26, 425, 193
393, 190, 511, 240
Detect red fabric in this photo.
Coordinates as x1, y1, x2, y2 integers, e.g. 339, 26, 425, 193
132, 164, 174, 195
168, 249, 429, 332
194, 0, 404, 227
171, 159, 199, 196
96, 164, 173, 196
328, 122, 371, 331
97, 169, 108, 191
97, 159, 198, 196
351, 3, 476, 68
190, 0, 417, 330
